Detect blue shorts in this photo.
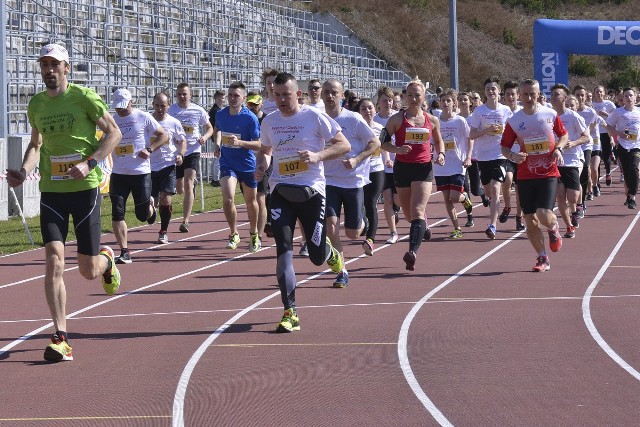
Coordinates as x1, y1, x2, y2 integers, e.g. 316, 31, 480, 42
220, 166, 258, 188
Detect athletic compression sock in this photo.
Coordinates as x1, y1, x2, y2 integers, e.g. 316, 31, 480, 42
101, 253, 113, 274
276, 251, 297, 308
159, 204, 172, 232
55, 330, 68, 342
409, 218, 426, 253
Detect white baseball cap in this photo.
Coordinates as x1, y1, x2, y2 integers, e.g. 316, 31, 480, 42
112, 88, 132, 109
38, 44, 69, 63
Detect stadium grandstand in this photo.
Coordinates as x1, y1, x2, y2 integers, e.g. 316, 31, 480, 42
3, 0, 412, 136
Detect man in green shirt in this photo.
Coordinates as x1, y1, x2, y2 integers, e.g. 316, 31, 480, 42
6, 44, 123, 362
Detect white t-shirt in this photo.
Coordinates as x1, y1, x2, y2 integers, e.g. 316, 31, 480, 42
112, 109, 161, 175
260, 105, 341, 197
168, 102, 210, 156
374, 111, 397, 173
262, 98, 279, 116
558, 110, 587, 167
434, 114, 470, 176
324, 108, 376, 188
468, 103, 513, 161
508, 105, 523, 154
607, 106, 640, 150
308, 100, 325, 112
150, 114, 187, 172
575, 106, 598, 152
593, 99, 617, 131
368, 121, 384, 173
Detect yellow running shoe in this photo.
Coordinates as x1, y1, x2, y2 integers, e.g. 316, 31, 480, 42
276, 308, 300, 333
100, 246, 121, 295
226, 233, 240, 250
248, 233, 261, 253
449, 229, 463, 239
325, 238, 344, 274
44, 334, 73, 362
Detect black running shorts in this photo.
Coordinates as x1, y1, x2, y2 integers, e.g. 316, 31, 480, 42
176, 152, 200, 179
478, 159, 507, 186
393, 161, 434, 188
558, 166, 581, 191
40, 187, 102, 256
151, 165, 177, 198
517, 177, 557, 215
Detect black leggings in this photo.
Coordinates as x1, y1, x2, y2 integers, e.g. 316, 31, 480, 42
363, 170, 385, 241
580, 150, 592, 203
270, 189, 329, 309
466, 160, 485, 197
601, 133, 613, 175
616, 146, 640, 196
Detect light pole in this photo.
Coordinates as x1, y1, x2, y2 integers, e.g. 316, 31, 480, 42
1, 1, 8, 137
449, 0, 459, 90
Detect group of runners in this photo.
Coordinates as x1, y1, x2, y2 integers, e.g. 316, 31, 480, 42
6, 44, 639, 361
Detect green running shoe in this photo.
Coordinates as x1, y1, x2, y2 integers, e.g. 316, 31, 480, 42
276, 308, 300, 333
100, 246, 121, 295
325, 239, 343, 274
226, 233, 240, 250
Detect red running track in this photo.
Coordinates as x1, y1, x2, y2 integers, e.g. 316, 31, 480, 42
1, 172, 639, 426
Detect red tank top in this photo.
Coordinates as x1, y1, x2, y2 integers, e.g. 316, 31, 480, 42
395, 111, 433, 164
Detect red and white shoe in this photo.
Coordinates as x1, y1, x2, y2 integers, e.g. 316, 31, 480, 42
532, 256, 550, 272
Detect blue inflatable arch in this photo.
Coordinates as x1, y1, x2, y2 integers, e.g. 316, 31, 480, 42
533, 19, 640, 96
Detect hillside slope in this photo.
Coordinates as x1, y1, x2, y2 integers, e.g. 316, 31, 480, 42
309, 0, 640, 92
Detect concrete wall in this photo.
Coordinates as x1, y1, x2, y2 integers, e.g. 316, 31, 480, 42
0, 138, 7, 220
7, 135, 40, 218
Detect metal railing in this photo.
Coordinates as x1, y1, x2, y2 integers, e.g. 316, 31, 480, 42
4, 0, 411, 137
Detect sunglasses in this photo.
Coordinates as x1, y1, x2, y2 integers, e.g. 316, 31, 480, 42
308, 86, 321, 90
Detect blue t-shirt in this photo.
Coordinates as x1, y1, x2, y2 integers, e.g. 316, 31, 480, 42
216, 106, 260, 172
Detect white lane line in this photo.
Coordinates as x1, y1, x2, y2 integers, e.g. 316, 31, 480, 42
582, 210, 640, 381
172, 204, 487, 427
171, 259, 352, 427
5, 294, 640, 325
0, 221, 246, 290
0, 194, 453, 290
0, 206, 229, 259
0, 240, 272, 359
397, 229, 525, 427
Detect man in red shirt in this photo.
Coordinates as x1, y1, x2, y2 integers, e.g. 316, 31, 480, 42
501, 79, 568, 272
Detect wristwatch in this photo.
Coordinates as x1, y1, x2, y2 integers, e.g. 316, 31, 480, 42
555, 146, 563, 153
145, 146, 154, 153
86, 156, 98, 170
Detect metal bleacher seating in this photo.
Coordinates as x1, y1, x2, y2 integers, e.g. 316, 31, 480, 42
5, 0, 412, 136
